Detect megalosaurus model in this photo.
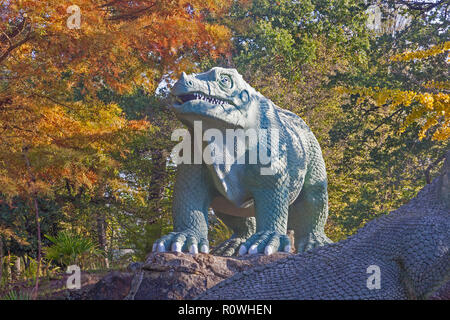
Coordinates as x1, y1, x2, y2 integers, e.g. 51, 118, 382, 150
153, 67, 331, 256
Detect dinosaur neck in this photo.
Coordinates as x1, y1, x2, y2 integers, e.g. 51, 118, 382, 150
254, 96, 281, 131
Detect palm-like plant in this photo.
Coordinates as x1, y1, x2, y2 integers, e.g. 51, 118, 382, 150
44, 231, 103, 269
1, 290, 32, 300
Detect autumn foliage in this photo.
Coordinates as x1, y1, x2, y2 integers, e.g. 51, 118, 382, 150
0, 0, 448, 299
0, 0, 232, 200
340, 42, 449, 141
1, 0, 233, 296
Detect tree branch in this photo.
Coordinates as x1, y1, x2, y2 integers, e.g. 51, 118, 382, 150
0, 32, 33, 64
425, 152, 447, 184
395, 0, 445, 12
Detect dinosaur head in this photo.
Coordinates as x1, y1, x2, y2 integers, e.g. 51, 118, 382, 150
170, 67, 260, 129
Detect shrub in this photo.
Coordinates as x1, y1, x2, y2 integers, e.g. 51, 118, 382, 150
44, 231, 103, 269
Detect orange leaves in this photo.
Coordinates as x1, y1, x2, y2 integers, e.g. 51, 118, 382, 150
205, 24, 232, 58
0, 88, 151, 199
0, 0, 233, 200
2, 0, 232, 96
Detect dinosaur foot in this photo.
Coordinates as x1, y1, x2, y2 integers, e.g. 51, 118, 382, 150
296, 232, 332, 252
238, 231, 291, 256
211, 237, 247, 256
152, 231, 209, 254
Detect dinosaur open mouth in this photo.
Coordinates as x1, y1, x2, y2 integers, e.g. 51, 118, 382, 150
176, 93, 229, 106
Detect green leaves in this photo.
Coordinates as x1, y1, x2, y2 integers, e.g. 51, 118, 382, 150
229, 0, 370, 81
44, 231, 102, 268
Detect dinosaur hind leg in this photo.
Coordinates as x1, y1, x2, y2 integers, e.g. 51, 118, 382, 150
288, 180, 332, 252
211, 211, 256, 256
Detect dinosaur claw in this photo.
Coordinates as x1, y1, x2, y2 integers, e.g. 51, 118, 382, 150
238, 245, 247, 256
248, 245, 258, 254
171, 242, 182, 252
264, 245, 273, 255
189, 244, 199, 254
200, 244, 209, 254
157, 242, 166, 252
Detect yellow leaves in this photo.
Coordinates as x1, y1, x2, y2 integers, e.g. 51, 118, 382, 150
337, 40, 449, 141
0, 223, 29, 245
0, 174, 19, 200
432, 125, 450, 141
418, 93, 434, 110
128, 119, 151, 131
423, 80, 450, 91
338, 86, 417, 108
339, 86, 449, 141
390, 41, 450, 62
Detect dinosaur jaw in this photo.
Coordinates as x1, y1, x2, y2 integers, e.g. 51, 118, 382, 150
171, 94, 245, 129
172, 92, 237, 112
175, 92, 231, 106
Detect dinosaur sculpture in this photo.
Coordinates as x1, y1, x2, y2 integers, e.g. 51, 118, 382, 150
198, 153, 450, 299
153, 67, 331, 256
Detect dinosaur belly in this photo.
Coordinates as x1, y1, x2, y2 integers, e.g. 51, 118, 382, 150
207, 162, 255, 217
211, 196, 255, 217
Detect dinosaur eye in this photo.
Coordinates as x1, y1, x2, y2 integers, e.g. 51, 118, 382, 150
219, 74, 233, 89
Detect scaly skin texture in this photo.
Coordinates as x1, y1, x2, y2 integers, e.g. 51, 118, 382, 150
153, 67, 331, 256
197, 163, 450, 300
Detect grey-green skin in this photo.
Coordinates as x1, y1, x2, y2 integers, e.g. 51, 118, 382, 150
197, 166, 450, 300
153, 67, 331, 256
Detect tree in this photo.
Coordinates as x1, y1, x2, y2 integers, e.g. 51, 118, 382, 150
327, 0, 449, 236
340, 42, 449, 141
0, 0, 233, 295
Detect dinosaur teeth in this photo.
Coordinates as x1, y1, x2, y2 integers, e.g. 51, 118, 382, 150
188, 93, 228, 105
177, 93, 229, 106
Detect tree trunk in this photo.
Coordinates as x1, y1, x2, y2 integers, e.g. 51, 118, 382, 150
0, 237, 3, 287
6, 251, 11, 283
147, 148, 168, 223
23, 147, 41, 299
15, 256, 21, 275
96, 214, 109, 268
13, 255, 21, 281
23, 255, 30, 271
31, 196, 41, 299
425, 152, 447, 184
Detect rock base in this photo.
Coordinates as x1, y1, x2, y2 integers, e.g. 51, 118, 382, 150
71, 252, 290, 300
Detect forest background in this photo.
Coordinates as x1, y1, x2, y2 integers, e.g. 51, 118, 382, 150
0, 0, 448, 298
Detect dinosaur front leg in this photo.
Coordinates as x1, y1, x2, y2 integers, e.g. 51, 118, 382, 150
153, 164, 213, 254
238, 187, 291, 255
